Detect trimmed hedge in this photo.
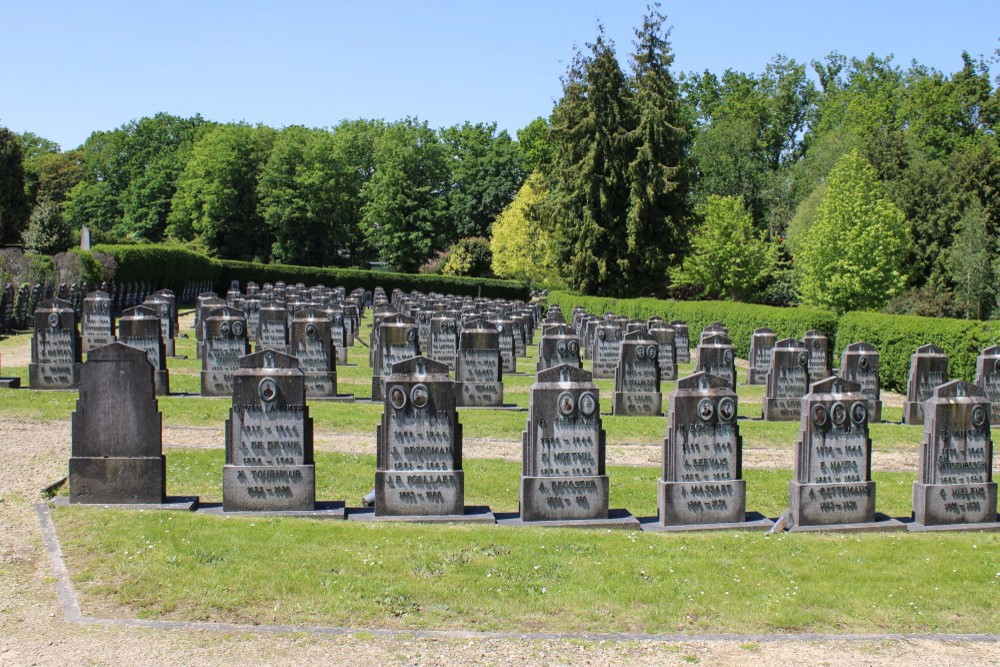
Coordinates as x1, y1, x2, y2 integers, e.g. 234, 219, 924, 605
91, 244, 530, 301
547, 291, 839, 359
834, 311, 999, 393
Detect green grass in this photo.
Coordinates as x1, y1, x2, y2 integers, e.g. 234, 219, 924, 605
53, 448, 1000, 635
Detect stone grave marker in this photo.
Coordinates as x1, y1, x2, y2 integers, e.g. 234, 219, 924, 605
786, 376, 902, 531
329, 307, 349, 365
200, 306, 251, 396
371, 314, 419, 402
509, 364, 638, 527
454, 319, 504, 407
591, 321, 623, 379
803, 329, 831, 379
699, 322, 728, 345
494, 318, 517, 374
902, 344, 949, 425
974, 346, 1000, 424
118, 305, 169, 395
671, 321, 690, 364
648, 371, 770, 531
695, 333, 736, 391
648, 323, 678, 382
611, 331, 662, 416
429, 314, 459, 370
29, 298, 82, 390
762, 338, 810, 421
68, 342, 194, 508
289, 307, 343, 399
256, 303, 290, 353
747, 328, 776, 385
536, 324, 583, 373
839, 342, 883, 423
910, 380, 998, 530
195, 293, 225, 359
81, 290, 115, 353
143, 294, 176, 357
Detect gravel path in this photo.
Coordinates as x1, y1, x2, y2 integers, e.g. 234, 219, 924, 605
2, 418, 998, 663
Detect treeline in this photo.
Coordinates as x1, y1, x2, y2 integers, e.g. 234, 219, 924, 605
2, 4, 999, 318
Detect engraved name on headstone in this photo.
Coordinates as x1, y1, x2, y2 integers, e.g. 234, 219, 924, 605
29, 298, 82, 389
803, 330, 832, 380
289, 308, 338, 398
200, 306, 251, 397
762, 338, 810, 421
454, 319, 504, 407
81, 291, 115, 353
747, 328, 776, 385
118, 305, 169, 395
591, 322, 623, 379
839, 342, 883, 423
611, 331, 662, 416
903, 344, 949, 425
648, 323, 678, 382
536, 324, 583, 373
671, 321, 690, 364
371, 314, 419, 401
695, 333, 736, 391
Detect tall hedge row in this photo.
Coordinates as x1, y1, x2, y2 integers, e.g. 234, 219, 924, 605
92, 244, 530, 301
834, 312, 999, 393
546, 291, 839, 359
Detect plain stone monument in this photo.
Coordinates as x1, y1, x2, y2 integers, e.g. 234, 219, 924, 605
910, 380, 998, 530
762, 338, 810, 421
747, 328, 776, 385
29, 298, 82, 390
201, 306, 251, 397
81, 290, 115, 353
839, 342, 883, 423
902, 344, 949, 425
118, 305, 169, 396
454, 319, 504, 407
787, 376, 902, 531
695, 333, 736, 391
974, 346, 1000, 424
649, 371, 770, 531
611, 331, 662, 416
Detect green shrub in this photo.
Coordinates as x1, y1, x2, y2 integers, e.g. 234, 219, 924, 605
91, 243, 221, 295
547, 291, 838, 358
834, 311, 999, 393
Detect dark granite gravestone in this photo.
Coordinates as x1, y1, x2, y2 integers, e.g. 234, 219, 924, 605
415, 310, 433, 352
509, 364, 638, 528
648, 323, 678, 382
289, 307, 341, 399
256, 303, 289, 353
695, 333, 736, 391
429, 315, 459, 370
747, 328, 776, 385
803, 330, 832, 380
194, 294, 225, 359
200, 306, 251, 396
839, 342, 883, 423
902, 344, 949, 425
974, 346, 1000, 424
118, 305, 169, 396
221, 350, 342, 516
29, 299, 82, 390
611, 331, 662, 416
494, 318, 517, 374
699, 322, 728, 346
454, 319, 504, 407
910, 380, 999, 531
648, 371, 771, 531
787, 376, 902, 531
329, 308, 349, 365
371, 314, 419, 402
671, 321, 690, 364
143, 294, 176, 358
242, 296, 262, 345
536, 324, 583, 373
762, 338, 810, 421
81, 291, 115, 353
367, 357, 491, 522
68, 343, 193, 508
591, 322, 623, 379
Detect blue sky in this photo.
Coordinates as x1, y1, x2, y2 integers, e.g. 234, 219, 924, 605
3, 0, 998, 150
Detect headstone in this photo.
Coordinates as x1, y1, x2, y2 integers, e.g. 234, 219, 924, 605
512, 365, 638, 527
803, 330, 831, 379
650, 372, 770, 530
671, 321, 690, 364
787, 376, 901, 530
747, 328, 776, 385
454, 320, 504, 407
699, 322, 728, 345
910, 380, 998, 530
536, 324, 582, 373
902, 344, 949, 425
221, 350, 341, 516
371, 314, 419, 402
289, 308, 339, 399
647, 323, 678, 382
591, 322, 623, 379
143, 294, 176, 357
29, 299, 82, 390
611, 332, 662, 416
118, 305, 169, 396
256, 303, 289, 353
494, 318, 517, 374
428, 315, 458, 370
762, 338, 810, 421
694, 333, 736, 391
839, 342, 883, 423
195, 294, 225, 359
68, 343, 191, 507
81, 291, 115, 353
974, 346, 1000, 424
200, 307, 251, 397
329, 308, 349, 365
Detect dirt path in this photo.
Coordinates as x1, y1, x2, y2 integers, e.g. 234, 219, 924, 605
1, 422, 997, 665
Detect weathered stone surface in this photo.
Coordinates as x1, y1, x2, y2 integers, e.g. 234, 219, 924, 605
454, 319, 503, 407
256, 303, 289, 353
493, 318, 518, 374
29, 298, 82, 390
648, 324, 678, 382
118, 305, 169, 396
536, 324, 583, 374
289, 308, 338, 399
611, 331, 662, 416
428, 315, 459, 370
194, 293, 225, 359
902, 344, 949, 425
81, 291, 115, 353
657, 372, 757, 528
671, 321, 690, 364
762, 338, 810, 421
974, 346, 1000, 424
699, 322, 728, 346
695, 333, 736, 391
911, 380, 998, 529
222, 349, 324, 513
839, 342, 883, 423
200, 306, 251, 397
591, 322, 623, 379
69, 343, 166, 504
803, 329, 832, 380
143, 294, 176, 357
371, 314, 419, 401
747, 328, 776, 385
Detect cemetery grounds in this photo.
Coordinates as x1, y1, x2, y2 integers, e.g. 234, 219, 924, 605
0, 308, 998, 666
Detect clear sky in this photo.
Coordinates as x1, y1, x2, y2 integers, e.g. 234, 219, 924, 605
3, 0, 998, 150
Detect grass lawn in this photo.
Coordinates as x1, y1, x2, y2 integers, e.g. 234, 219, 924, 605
52, 448, 1000, 635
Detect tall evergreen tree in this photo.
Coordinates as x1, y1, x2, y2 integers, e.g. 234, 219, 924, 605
0, 125, 30, 244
